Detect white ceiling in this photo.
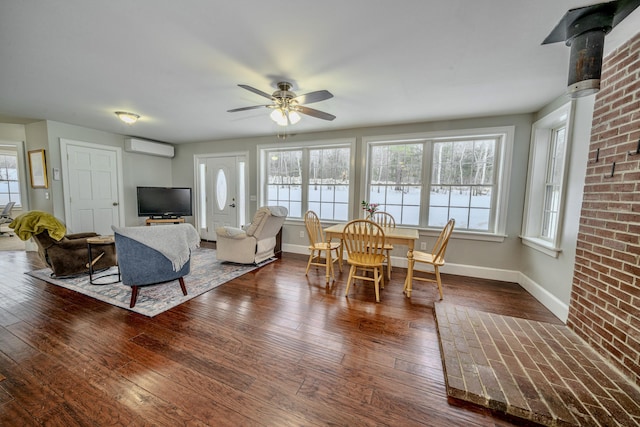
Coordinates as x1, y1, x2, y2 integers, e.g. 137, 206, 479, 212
1, 1, 638, 144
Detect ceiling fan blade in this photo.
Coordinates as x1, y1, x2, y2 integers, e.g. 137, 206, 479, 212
227, 105, 270, 113
238, 84, 274, 100
294, 90, 333, 105
297, 105, 336, 121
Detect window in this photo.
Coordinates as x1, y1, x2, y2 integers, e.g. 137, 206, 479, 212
0, 151, 21, 207
429, 138, 495, 230
541, 126, 566, 240
261, 140, 354, 220
365, 127, 513, 235
521, 102, 573, 257
369, 143, 423, 225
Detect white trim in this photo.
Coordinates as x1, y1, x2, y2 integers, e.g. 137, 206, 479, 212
361, 126, 515, 236
518, 272, 569, 322
0, 139, 29, 211
521, 101, 574, 252
59, 138, 125, 229
520, 236, 562, 258
257, 137, 357, 218
194, 151, 249, 229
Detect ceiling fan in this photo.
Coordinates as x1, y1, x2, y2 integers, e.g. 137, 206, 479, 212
227, 81, 335, 126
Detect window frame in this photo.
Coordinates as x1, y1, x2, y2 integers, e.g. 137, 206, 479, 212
258, 138, 356, 221
362, 126, 514, 239
0, 148, 22, 208
521, 101, 574, 257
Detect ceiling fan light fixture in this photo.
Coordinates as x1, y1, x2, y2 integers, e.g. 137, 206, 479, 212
115, 111, 140, 124
270, 108, 301, 126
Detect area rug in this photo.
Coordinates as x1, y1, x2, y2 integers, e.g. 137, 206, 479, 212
26, 248, 271, 317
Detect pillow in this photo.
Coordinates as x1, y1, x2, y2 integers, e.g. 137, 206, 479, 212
215, 226, 247, 239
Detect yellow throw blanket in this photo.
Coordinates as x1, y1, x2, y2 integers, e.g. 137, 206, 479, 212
9, 210, 67, 241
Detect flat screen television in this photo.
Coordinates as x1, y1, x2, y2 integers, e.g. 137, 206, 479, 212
136, 186, 193, 218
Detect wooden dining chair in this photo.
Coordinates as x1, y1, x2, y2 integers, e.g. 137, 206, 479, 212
407, 218, 455, 299
342, 219, 386, 302
370, 211, 396, 279
304, 210, 342, 283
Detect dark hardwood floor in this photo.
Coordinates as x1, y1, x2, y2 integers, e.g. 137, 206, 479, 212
0, 245, 560, 426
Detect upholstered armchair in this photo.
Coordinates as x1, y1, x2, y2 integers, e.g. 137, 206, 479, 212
112, 224, 200, 307
215, 206, 288, 264
10, 210, 117, 278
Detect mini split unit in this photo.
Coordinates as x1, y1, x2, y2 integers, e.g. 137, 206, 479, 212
124, 138, 175, 158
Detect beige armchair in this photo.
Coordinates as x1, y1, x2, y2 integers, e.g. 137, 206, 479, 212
215, 206, 288, 264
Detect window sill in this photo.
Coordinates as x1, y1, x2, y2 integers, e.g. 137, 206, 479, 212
287, 218, 508, 243
420, 229, 506, 242
520, 236, 562, 258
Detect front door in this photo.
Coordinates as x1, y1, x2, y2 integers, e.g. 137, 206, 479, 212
196, 154, 246, 241
61, 139, 123, 235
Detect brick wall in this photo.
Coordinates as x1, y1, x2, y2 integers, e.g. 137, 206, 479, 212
567, 31, 640, 386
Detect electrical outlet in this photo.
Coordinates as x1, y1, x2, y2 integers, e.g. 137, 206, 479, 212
299, 231, 305, 238
420, 242, 427, 250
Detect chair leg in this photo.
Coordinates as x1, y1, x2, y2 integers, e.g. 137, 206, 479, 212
374, 268, 381, 303
305, 250, 315, 275
336, 248, 343, 272
345, 265, 356, 297
386, 249, 392, 280
179, 277, 188, 296
325, 248, 334, 284
434, 267, 444, 300
130, 285, 139, 308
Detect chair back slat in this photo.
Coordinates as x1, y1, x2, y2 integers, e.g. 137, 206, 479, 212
304, 210, 325, 246
431, 219, 455, 263
370, 211, 396, 228
342, 219, 386, 259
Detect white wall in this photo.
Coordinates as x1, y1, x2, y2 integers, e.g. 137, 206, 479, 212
25, 120, 174, 226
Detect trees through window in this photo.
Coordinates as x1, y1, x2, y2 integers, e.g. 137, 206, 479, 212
263, 141, 353, 220
0, 152, 21, 206
366, 130, 509, 233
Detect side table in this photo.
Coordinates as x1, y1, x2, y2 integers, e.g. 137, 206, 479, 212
87, 235, 120, 285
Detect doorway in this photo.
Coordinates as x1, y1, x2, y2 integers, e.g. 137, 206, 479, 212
195, 153, 248, 241
60, 139, 124, 235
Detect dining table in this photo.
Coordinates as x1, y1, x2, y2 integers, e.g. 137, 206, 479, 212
323, 222, 420, 297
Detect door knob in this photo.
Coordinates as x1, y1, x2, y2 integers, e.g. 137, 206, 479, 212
112, 202, 119, 206
229, 203, 236, 208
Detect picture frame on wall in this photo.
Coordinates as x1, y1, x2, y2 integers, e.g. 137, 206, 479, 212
28, 149, 48, 189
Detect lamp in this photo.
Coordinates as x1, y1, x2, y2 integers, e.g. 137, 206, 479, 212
115, 111, 140, 124
270, 107, 301, 126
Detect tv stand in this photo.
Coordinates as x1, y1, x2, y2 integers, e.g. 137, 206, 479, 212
145, 217, 185, 226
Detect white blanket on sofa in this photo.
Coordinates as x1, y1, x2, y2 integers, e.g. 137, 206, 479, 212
112, 223, 200, 271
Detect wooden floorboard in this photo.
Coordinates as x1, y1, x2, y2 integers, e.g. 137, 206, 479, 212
0, 246, 561, 426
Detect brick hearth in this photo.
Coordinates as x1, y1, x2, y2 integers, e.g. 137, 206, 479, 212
435, 302, 640, 426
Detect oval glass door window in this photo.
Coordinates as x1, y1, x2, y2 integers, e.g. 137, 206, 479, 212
216, 168, 227, 210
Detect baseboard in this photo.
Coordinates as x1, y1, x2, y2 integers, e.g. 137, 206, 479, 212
518, 273, 569, 322
283, 243, 568, 322
284, 244, 519, 282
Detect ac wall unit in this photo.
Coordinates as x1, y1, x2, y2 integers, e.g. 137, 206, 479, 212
124, 138, 175, 158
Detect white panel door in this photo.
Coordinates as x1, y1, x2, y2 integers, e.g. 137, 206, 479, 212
64, 143, 121, 235
196, 155, 245, 241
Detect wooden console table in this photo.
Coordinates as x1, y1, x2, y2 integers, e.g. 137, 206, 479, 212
145, 217, 185, 226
